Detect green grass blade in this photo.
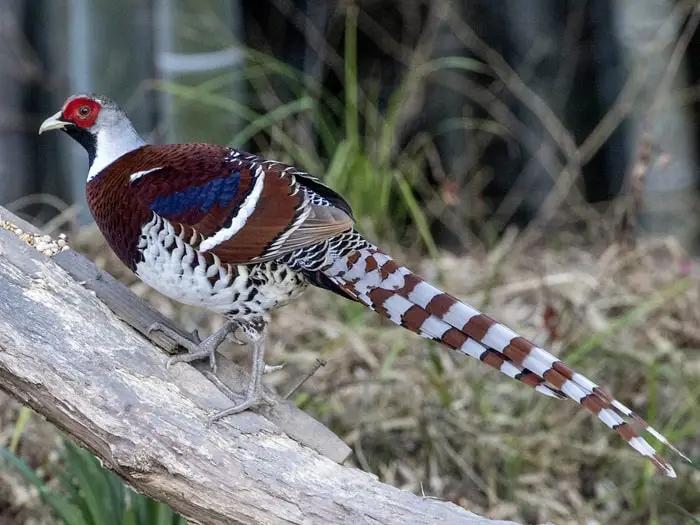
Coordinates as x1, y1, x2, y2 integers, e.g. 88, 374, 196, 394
155, 80, 257, 121
344, 6, 360, 146
394, 171, 439, 258
417, 56, 487, 77
0, 446, 47, 489
0, 446, 89, 525
324, 140, 356, 189
666, 502, 700, 523
313, 102, 342, 156
156, 81, 322, 169
45, 493, 91, 525
9, 406, 32, 454
61, 441, 115, 525
378, 55, 485, 166
230, 96, 314, 147
123, 505, 137, 525
566, 277, 691, 364
241, 46, 348, 119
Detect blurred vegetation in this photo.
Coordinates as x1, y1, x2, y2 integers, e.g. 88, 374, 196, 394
1, 438, 185, 525
153, 10, 483, 258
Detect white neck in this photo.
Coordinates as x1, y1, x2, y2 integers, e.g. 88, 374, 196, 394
87, 119, 147, 182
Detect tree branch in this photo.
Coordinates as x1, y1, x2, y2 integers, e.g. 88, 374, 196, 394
0, 206, 517, 525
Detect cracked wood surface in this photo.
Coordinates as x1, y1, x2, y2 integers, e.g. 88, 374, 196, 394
0, 207, 518, 525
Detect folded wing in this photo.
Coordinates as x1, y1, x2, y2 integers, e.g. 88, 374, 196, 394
127, 144, 354, 264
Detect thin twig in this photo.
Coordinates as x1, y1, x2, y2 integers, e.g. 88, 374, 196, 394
284, 358, 327, 399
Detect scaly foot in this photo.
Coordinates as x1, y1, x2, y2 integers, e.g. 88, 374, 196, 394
148, 321, 238, 372
206, 323, 272, 422
205, 386, 275, 425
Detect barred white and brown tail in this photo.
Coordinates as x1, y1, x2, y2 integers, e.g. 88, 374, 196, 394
324, 244, 690, 478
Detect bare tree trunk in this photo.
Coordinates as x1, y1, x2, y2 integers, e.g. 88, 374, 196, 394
612, 0, 699, 246
0, 0, 30, 206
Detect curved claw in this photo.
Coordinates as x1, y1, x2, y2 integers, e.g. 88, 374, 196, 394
167, 350, 217, 372
147, 321, 167, 336
263, 362, 286, 375
149, 321, 234, 372
206, 391, 275, 426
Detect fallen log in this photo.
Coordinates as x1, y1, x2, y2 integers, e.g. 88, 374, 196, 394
0, 206, 517, 525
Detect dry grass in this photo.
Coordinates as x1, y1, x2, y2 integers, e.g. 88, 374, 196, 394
4, 226, 699, 525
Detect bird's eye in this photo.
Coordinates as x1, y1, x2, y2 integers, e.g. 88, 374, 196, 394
78, 105, 91, 117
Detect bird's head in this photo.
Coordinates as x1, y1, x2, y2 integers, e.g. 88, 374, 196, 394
39, 93, 145, 182
39, 93, 123, 136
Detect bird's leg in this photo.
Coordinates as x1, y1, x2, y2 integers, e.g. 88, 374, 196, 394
179, 323, 284, 374
208, 324, 274, 423
224, 327, 247, 345
148, 321, 238, 372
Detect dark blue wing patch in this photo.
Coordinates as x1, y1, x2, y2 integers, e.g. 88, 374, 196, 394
149, 170, 240, 217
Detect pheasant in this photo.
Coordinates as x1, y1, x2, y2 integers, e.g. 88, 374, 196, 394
40, 93, 688, 477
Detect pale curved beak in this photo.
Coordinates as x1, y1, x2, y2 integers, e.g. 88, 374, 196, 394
38, 111, 70, 134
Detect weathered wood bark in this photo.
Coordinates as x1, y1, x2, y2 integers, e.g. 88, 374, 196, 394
0, 207, 516, 525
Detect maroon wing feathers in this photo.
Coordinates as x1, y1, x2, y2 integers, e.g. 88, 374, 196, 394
105, 144, 353, 264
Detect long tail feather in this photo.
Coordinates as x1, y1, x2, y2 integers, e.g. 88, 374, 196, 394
323, 244, 689, 477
